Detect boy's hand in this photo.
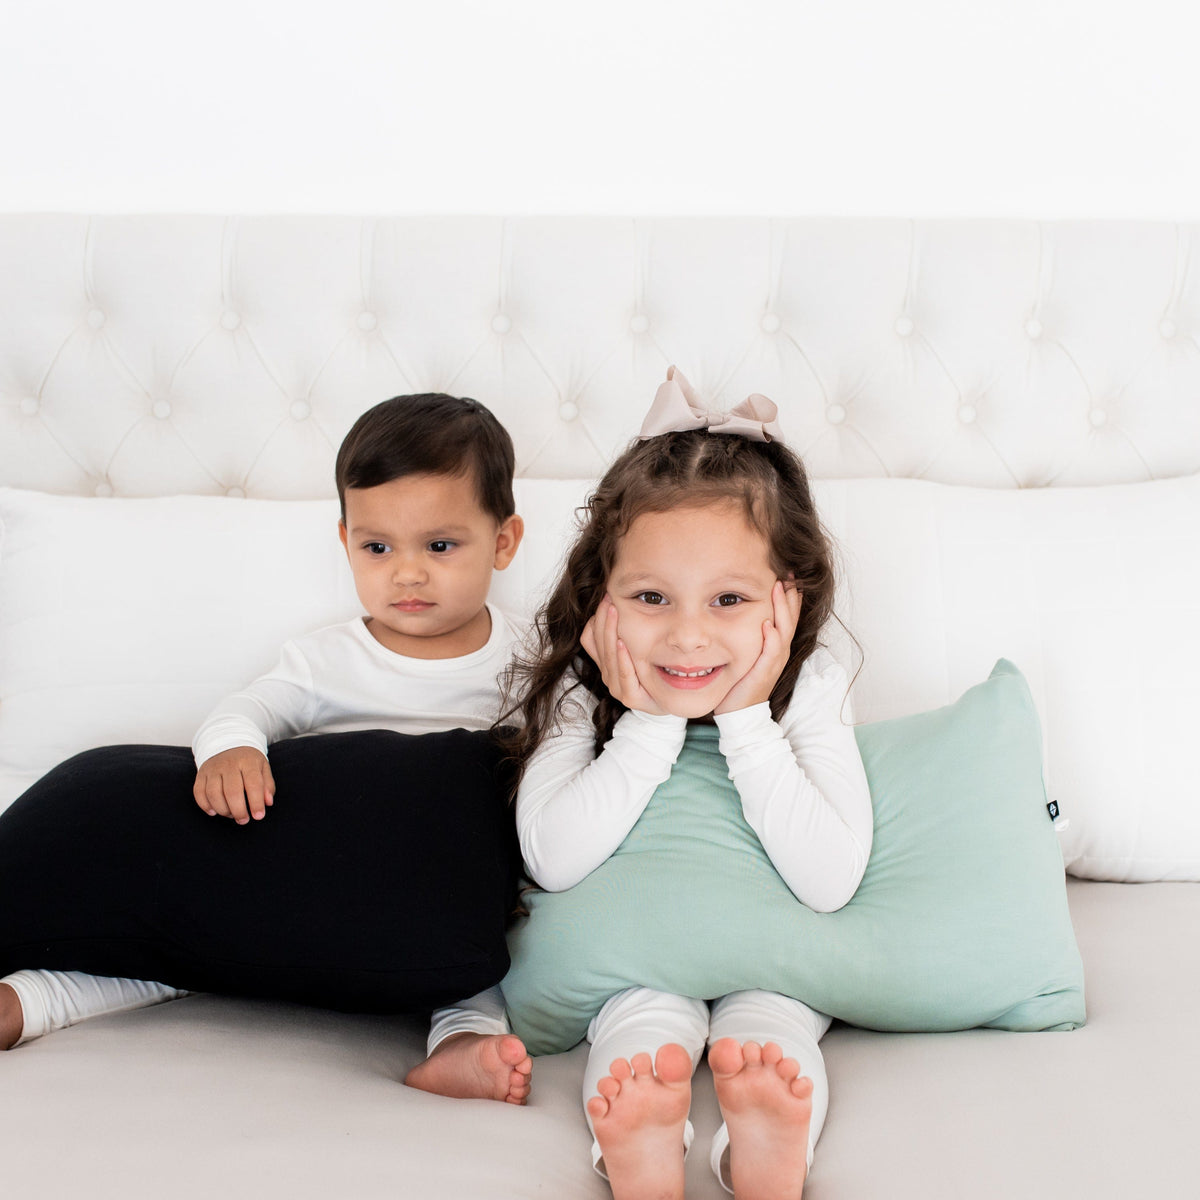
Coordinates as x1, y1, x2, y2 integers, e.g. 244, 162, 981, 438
581, 594, 664, 715
194, 747, 276, 825
714, 580, 802, 716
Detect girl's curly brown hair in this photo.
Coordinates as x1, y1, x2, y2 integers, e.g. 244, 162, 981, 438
502, 428, 838, 771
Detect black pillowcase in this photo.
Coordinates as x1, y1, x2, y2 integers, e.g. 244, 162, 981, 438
0, 729, 520, 1013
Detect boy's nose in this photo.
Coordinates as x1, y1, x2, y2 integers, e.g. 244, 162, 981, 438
391, 558, 428, 586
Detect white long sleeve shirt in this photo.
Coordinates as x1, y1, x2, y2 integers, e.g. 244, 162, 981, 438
192, 605, 525, 767
516, 648, 873, 913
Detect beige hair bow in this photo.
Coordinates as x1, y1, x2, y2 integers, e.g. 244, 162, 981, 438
637, 366, 784, 444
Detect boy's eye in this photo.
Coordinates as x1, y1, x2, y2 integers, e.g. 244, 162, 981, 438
635, 591, 666, 606
364, 542, 390, 556
428, 540, 456, 554
714, 593, 744, 607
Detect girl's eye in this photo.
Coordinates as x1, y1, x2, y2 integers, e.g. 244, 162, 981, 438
364, 542, 390, 556
714, 593, 744, 607
428, 540, 455, 554
635, 591, 666, 606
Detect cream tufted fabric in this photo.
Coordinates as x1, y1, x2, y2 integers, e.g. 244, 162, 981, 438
4, 216, 1200, 498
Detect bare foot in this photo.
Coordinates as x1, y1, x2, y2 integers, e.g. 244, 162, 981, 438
587, 1042, 693, 1200
709, 1038, 813, 1200
0, 983, 23, 1050
404, 1032, 532, 1104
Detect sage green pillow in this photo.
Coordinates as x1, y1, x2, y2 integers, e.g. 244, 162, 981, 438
501, 660, 1085, 1055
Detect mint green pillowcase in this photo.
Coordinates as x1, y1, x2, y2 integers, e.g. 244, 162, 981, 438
501, 660, 1085, 1056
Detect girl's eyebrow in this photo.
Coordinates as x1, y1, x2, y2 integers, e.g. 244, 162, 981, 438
613, 569, 765, 588
611, 571, 665, 589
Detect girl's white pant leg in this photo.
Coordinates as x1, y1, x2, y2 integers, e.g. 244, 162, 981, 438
707, 990, 832, 1191
584, 987, 710, 1179
426, 985, 510, 1055
3, 969, 189, 1047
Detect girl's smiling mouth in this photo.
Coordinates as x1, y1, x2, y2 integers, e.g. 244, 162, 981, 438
657, 664, 723, 688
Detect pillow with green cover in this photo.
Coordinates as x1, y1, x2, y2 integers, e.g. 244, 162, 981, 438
500, 660, 1085, 1055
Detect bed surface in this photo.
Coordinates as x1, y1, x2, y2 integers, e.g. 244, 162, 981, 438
3, 880, 1190, 1199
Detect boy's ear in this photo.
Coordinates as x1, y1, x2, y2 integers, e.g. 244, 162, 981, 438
338, 519, 350, 554
493, 514, 524, 570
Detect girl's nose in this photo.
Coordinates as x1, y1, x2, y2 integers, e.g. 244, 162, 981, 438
666, 610, 709, 651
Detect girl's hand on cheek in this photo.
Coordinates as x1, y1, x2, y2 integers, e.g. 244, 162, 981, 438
714, 580, 803, 715
581, 595, 665, 715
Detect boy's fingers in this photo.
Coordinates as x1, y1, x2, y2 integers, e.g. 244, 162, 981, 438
205, 777, 231, 818
193, 778, 217, 817
243, 770, 267, 821
263, 761, 276, 807
221, 773, 251, 825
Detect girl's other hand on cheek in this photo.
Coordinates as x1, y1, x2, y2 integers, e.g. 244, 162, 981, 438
714, 580, 802, 715
581, 594, 665, 715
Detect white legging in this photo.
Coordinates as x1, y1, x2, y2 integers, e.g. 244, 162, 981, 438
426, 985, 511, 1053
3, 970, 187, 1046
6, 969, 510, 1053
585, 986, 831, 1194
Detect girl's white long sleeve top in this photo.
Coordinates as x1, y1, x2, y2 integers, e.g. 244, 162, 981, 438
516, 648, 874, 913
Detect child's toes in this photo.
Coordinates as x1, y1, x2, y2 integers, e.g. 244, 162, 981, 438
629, 1051, 654, 1077
760, 1042, 784, 1067
609, 1056, 634, 1082
776, 1055, 801, 1081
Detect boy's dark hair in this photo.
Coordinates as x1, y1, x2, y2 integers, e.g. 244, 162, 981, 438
335, 393, 516, 523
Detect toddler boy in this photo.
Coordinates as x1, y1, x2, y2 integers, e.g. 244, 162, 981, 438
1, 393, 533, 1104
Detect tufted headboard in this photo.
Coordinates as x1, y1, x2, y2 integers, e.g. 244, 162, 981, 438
4, 216, 1200, 498
3, 216, 1200, 882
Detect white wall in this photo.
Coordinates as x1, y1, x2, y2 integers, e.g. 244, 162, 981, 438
3, 0, 1196, 217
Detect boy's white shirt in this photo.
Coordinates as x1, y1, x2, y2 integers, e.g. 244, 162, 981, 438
192, 603, 526, 767
515, 647, 873, 913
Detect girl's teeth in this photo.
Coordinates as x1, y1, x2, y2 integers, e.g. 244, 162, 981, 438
664, 667, 715, 678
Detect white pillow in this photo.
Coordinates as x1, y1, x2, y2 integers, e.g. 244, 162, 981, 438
0, 483, 590, 814
813, 474, 1200, 883
0, 490, 357, 810
4, 475, 1197, 882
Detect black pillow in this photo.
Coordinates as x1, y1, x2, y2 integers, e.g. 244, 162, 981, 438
0, 729, 519, 1013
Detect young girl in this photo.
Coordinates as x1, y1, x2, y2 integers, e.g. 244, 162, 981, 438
508, 368, 873, 1200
